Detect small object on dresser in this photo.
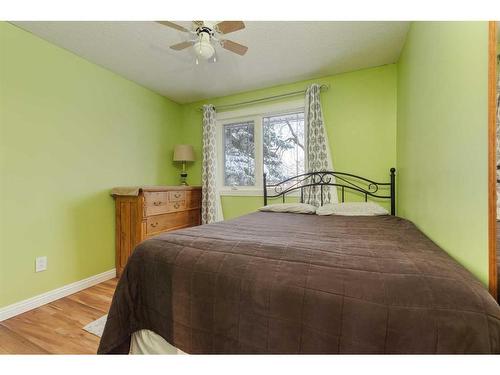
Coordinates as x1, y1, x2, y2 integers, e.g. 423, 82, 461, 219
173, 144, 195, 185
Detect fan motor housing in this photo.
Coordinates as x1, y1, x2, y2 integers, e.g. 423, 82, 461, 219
196, 26, 214, 37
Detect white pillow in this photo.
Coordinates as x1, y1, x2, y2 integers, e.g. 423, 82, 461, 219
258, 203, 317, 214
316, 202, 389, 216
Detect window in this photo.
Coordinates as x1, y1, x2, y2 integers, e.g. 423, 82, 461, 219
218, 100, 305, 193
223, 121, 255, 187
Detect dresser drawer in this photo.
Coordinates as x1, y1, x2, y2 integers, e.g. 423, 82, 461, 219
144, 192, 186, 216
146, 211, 197, 235
169, 191, 185, 202
144, 192, 167, 216
166, 200, 186, 212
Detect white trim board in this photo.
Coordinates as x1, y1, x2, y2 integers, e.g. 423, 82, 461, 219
0, 269, 116, 322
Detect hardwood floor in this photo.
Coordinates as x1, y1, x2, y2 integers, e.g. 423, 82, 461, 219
0, 278, 118, 354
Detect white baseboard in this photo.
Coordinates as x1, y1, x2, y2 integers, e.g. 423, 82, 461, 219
0, 269, 116, 322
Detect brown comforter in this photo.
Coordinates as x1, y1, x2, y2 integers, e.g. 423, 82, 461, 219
98, 212, 500, 354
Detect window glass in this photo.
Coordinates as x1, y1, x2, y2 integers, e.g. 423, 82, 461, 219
263, 112, 305, 184
223, 121, 255, 186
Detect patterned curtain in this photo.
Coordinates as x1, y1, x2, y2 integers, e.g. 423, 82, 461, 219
201, 105, 222, 224
304, 84, 338, 206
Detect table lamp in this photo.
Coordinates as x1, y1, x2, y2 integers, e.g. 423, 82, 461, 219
173, 144, 195, 185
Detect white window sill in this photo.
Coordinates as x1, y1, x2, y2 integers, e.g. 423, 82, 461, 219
219, 189, 263, 197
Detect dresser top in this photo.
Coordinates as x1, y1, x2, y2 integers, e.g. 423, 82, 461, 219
111, 185, 202, 197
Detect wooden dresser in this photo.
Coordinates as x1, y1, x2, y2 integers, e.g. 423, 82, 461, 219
112, 186, 202, 277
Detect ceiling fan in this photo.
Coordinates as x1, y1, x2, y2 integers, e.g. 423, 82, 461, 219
156, 21, 248, 64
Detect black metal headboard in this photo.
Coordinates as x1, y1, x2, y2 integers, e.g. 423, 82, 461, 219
263, 168, 396, 215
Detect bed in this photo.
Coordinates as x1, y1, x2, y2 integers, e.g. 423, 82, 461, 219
98, 169, 500, 354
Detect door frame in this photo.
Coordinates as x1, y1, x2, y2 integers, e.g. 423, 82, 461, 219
488, 21, 497, 299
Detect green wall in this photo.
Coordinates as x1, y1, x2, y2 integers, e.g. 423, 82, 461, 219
181, 65, 398, 219
0, 22, 182, 307
396, 22, 489, 284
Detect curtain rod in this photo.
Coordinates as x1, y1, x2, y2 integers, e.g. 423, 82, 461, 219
199, 84, 330, 112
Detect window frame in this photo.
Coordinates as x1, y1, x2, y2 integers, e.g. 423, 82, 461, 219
216, 98, 306, 196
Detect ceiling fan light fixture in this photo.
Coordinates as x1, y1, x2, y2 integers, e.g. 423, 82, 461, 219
194, 33, 215, 60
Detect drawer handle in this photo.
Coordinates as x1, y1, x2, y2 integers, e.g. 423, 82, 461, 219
153, 201, 162, 206
150, 222, 158, 228
174, 193, 181, 198
174, 203, 180, 209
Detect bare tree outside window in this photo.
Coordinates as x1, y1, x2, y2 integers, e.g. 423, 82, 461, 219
263, 112, 305, 184
223, 121, 255, 186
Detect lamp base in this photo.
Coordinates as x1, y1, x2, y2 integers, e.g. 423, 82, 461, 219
180, 172, 188, 186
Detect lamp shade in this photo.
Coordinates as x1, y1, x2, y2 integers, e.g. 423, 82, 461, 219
173, 144, 195, 162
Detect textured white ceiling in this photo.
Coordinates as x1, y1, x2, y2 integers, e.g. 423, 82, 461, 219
12, 21, 410, 103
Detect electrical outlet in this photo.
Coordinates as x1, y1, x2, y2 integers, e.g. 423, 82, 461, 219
35, 256, 47, 272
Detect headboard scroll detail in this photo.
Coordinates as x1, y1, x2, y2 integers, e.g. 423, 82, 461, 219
263, 168, 396, 215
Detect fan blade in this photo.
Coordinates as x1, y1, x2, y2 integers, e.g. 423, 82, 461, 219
170, 41, 195, 50
215, 21, 245, 34
220, 39, 248, 56
156, 21, 189, 33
